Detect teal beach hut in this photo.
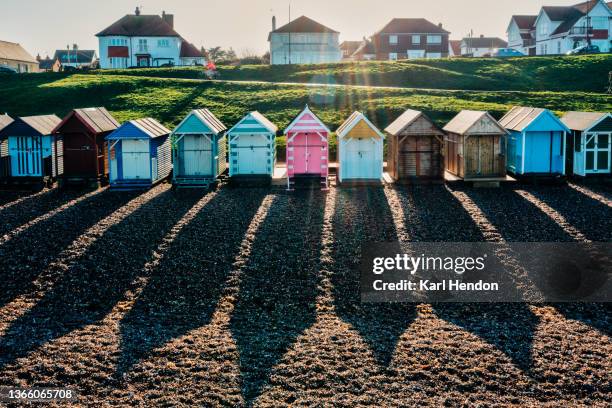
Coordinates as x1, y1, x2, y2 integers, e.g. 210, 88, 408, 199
171, 109, 227, 188
499, 106, 569, 177
227, 111, 277, 179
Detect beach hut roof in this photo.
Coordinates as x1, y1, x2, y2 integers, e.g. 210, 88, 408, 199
174, 109, 227, 135
284, 105, 331, 134
336, 111, 384, 139
499, 106, 569, 132
443, 110, 508, 135
228, 111, 277, 134
107, 118, 170, 140
0, 115, 62, 138
385, 109, 444, 136
0, 114, 13, 132
561, 111, 610, 131
53, 107, 120, 134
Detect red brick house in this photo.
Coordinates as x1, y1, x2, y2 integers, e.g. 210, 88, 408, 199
368, 18, 450, 60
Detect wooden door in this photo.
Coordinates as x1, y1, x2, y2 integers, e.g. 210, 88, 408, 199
9, 135, 42, 177
234, 134, 268, 175
445, 136, 459, 175
181, 135, 212, 176
292, 133, 324, 175
122, 139, 150, 180
344, 137, 377, 179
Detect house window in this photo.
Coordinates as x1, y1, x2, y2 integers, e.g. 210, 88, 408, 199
412, 35, 421, 44
109, 57, 127, 69
539, 22, 549, 36
110, 38, 128, 46
158, 39, 170, 48
389, 52, 398, 61
427, 35, 442, 44
426, 52, 442, 59
389, 35, 398, 45
557, 41, 561, 54
138, 39, 148, 52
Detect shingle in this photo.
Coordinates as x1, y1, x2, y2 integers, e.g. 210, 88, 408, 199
271, 16, 338, 34
96, 14, 180, 37
376, 18, 449, 34
561, 111, 608, 131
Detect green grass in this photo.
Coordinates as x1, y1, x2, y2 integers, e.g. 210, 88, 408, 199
95, 54, 612, 93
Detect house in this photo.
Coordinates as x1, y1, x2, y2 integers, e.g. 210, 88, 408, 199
443, 110, 508, 181
449, 40, 462, 57
54, 45, 97, 70
285, 105, 331, 190
37, 55, 61, 72
499, 107, 569, 177
369, 18, 450, 60
351, 39, 377, 60
0, 115, 63, 185
106, 118, 172, 190
96, 7, 206, 69
340, 41, 362, 60
527, 0, 612, 55
53, 108, 120, 187
385, 109, 445, 183
507, 15, 537, 55
336, 112, 384, 183
460, 36, 508, 57
561, 111, 611, 177
0, 40, 38, 73
228, 111, 277, 180
268, 15, 342, 65
171, 109, 227, 188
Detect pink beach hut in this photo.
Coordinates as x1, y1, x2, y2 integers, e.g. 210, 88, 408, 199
285, 105, 331, 190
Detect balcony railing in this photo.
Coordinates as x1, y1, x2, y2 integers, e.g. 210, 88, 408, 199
569, 27, 592, 36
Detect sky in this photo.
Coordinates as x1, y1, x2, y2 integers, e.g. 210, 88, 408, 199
0, 0, 589, 58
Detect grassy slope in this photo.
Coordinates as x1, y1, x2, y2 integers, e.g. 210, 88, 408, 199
97, 54, 612, 92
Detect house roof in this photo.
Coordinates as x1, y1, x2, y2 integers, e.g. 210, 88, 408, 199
284, 105, 331, 134
462, 37, 508, 49
551, 8, 586, 35
340, 41, 362, 49
385, 109, 444, 136
179, 41, 204, 58
561, 111, 609, 131
271, 16, 338, 34
174, 109, 226, 135
573, 0, 610, 13
96, 14, 180, 37
0, 40, 37, 63
376, 18, 449, 34
449, 40, 462, 56
353, 39, 376, 56
21, 115, 62, 135
443, 110, 507, 135
0, 114, 13, 131
54, 107, 120, 135
54, 49, 96, 64
249, 111, 277, 133
512, 15, 537, 30
38, 58, 58, 70
499, 106, 569, 132
336, 111, 384, 139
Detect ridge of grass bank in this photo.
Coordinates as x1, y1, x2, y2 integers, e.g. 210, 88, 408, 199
95, 54, 612, 93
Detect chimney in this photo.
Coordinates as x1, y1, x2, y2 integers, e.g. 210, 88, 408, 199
438, 23, 443, 28
480, 34, 484, 38
272, 16, 276, 31
135, 6, 140, 16
162, 11, 174, 28
73, 44, 78, 50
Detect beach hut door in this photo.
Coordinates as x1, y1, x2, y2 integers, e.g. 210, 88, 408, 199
182, 135, 212, 176
9, 136, 42, 177
122, 139, 151, 179
293, 133, 323, 174
346, 138, 376, 179
585, 133, 611, 174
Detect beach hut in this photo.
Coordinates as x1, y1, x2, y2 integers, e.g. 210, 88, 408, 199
0, 114, 14, 179
0, 115, 63, 186
285, 105, 331, 190
227, 111, 277, 179
106, 118, 172, 190
443, 110, 508, 180
499, 107, 569, 177
561, 111, 612, 177
385, 109, 445, 182
336, 111, 384, 183
53, 107, 120, 187
171, 109, 227, 188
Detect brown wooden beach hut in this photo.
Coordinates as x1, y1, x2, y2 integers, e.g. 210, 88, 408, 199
443, 110, 508, 180
385, 109, 445, 182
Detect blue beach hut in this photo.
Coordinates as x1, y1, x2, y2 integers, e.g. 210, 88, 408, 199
171, 109, 227, 188
106, 118, 172, 190
499, 106, 569, 177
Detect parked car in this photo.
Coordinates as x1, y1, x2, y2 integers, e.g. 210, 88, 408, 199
566, 45, 600, 55
0, 66, 17, 74
491, 48, 525, 57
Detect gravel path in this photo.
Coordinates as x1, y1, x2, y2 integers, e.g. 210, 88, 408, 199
0, 182, 609, 406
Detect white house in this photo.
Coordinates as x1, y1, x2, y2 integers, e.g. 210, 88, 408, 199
96, 7, 205, 69
507, 15, 537, 55
268, 15, 342, 65
460, 36, 508, 56
532, 1, 612, 55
